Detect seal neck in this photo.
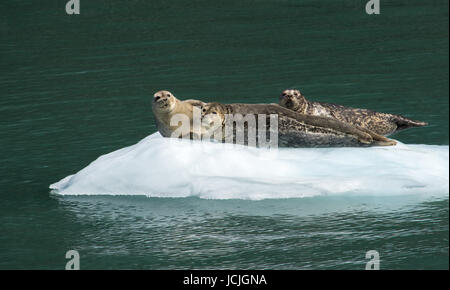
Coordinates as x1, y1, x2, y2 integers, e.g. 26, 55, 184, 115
296, 99, 309, 114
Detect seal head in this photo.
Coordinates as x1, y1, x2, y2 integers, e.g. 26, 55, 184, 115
153, 90, 177, 113
279, 89, 308, 113
201, 103, 226, 128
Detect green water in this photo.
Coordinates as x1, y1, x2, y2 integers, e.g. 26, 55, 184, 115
0, 0, 448, 269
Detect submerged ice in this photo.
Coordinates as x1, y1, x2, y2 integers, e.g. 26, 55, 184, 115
50, 133, 449, 200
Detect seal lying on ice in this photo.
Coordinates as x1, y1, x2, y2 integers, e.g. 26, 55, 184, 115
279, 89, 427, 136
200, 102, 396, 147
152, 90, 205, 138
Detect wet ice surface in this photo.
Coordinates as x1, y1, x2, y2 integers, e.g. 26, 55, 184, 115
50, 133, 449, 200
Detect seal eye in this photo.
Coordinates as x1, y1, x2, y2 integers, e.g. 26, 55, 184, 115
155, 96, 160, 101
202, 108, 206, 112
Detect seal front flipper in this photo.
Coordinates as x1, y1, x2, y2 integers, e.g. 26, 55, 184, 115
184, 99, 206, 107
372, 139, 398, 146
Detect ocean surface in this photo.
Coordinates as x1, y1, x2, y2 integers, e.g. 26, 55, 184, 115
1, 0, 448, 269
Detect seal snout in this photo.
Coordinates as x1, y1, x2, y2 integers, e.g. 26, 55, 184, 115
153, 92, 165, 103
153, 95, 166, 107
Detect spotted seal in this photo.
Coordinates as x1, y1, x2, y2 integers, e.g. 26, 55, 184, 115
200, 102, 396, 147
152, 90, 205, 138
279, 89, 427, 136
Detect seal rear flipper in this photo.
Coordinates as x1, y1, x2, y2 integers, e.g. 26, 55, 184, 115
393, 115, 428, 131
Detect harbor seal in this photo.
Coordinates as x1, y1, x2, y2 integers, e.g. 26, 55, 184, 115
152, 90, 205, 138
279, 89, 428, 136
200, 102, 397, 147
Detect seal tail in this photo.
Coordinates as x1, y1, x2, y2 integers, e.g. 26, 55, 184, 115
393, 115, 428, 131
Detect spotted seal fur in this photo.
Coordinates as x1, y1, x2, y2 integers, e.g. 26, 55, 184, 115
200, 102, 397, 147
279, 89, 427, 136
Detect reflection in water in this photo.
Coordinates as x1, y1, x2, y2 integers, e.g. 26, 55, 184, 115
53, 195, 449, 269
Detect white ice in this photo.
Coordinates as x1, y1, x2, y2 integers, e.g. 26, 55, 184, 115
50, 133, 449, 200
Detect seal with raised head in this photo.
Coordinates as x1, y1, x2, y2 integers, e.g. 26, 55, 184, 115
152, 90, 205, 138
279, 89, 427, 136
200, 102, 397, 147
